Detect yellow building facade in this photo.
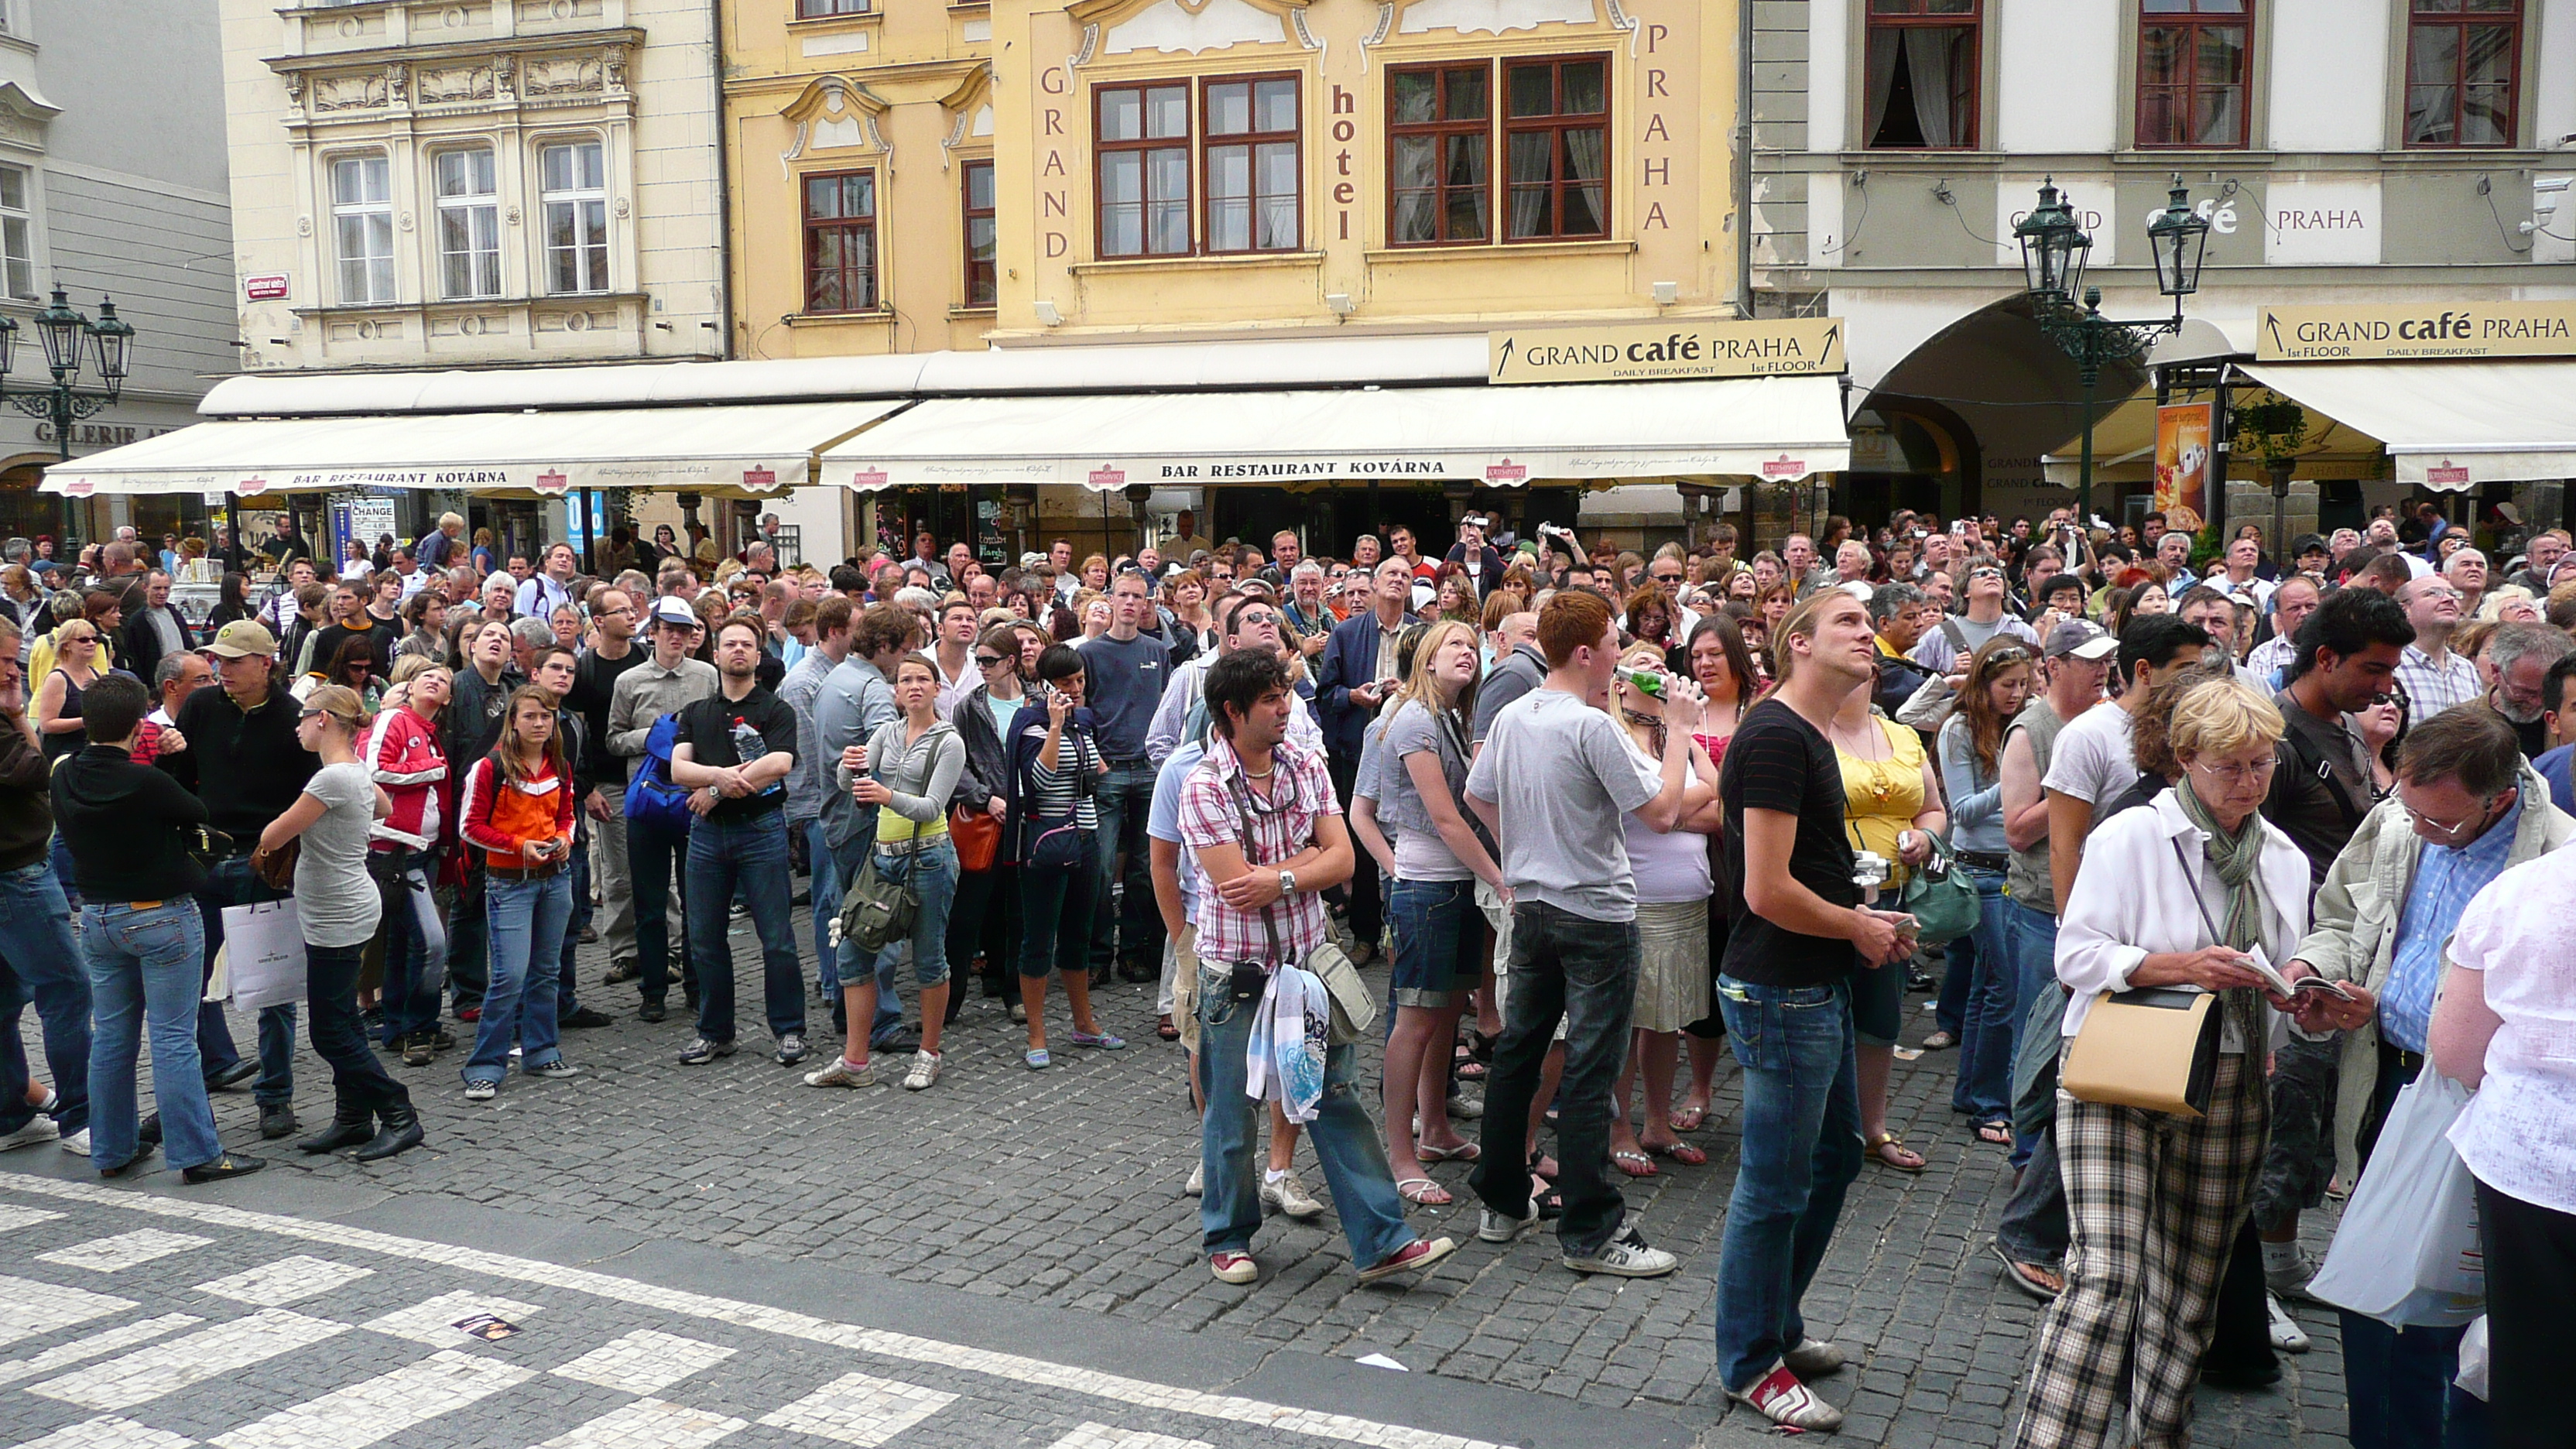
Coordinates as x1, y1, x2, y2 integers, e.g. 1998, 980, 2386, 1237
724, 0, 1740, 555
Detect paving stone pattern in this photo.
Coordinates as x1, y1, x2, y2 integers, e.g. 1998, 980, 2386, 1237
10, 911, 2349, 1447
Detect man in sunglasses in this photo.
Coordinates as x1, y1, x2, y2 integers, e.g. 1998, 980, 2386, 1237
1908, 562, 2039, 681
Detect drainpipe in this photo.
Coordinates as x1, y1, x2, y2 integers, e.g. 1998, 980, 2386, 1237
708, 0, 735, 361
1733, 0, 1755, 319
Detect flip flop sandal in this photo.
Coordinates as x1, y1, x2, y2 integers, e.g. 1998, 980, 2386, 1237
1396, 1177, 1453, 1207
1611, 1149, 1658, 1179
1669, 1105, 1709, 1133
1989, 1242, 2063, 1300
1867, 1132, 1927, 1173
1976, 1120, 2015, 1147
1646, 1140, 1708, 1166
1451, 1043, 1488, 1081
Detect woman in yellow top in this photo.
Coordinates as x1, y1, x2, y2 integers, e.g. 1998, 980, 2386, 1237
1825, 673, 1946, 1173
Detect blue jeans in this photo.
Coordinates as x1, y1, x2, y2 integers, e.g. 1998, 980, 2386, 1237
195, 856, 296, 1106
556, 815, 590, 1016
687, 815, 805, 1043
2004, 899, 2061, 1169
0, 858, 90, 1134
625, 811, 694, 1006
465, 870, 571, 1084
371, 851, 444, 1046
1194, 958, 1415, 1267
1017, 835, 1099, 980
1711, 975, 1863, 1393
829, 826, 903, 1039
1088, 760, 1162, 974
84, 899, 221, 1172
805, 818, 841, 997
872, 836, 958, 988
1467, 900, 1640, 1259
1951, 867, 2016, 1122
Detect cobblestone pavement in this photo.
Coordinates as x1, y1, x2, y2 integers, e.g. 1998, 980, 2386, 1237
5, 909, 2352, 1447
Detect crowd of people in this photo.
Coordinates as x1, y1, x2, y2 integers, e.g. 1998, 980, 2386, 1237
1, 497, 2572, 1445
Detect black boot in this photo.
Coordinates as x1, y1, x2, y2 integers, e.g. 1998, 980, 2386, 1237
350, 1101, 423, 1162
297, 1112, 375, 1155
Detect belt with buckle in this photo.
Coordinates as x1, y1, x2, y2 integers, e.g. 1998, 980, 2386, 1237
1954, 849, 2009, 872
486, 860, 567, 882
2379, 1040, 2426, 1075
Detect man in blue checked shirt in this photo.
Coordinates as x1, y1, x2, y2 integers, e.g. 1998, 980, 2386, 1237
2279, 704, 2576, 1449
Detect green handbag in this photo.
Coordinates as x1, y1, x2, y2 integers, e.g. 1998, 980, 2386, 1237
1896, 834, 1982, 947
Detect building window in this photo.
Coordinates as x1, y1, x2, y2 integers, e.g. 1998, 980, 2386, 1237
433, 148, 502, 299
1204, 76, 1300, 252
1863, 0, 1979, 149
1097, 83, 1192, 257
1389, 66, 1490, 245
539, 140, 609, 295
330, 154, 396, 305
1502, 57, 1607, 240
796, 0, 869, 15
803, 170, 877, 313
2404, 0, 2520, 147
962, 159, 996, 307
0, 166, 33, 301
2137, 1, 2251, 148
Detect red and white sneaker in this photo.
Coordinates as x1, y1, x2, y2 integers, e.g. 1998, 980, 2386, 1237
1728, 1362, 1845, 1432
1210, 1251, 1258, 1285
1356, 1236, 1457, 1283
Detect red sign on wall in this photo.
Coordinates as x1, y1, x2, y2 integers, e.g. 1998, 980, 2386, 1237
244, 275, 290, 302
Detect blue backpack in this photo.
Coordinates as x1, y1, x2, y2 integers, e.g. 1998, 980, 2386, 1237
622, 713, 695, 831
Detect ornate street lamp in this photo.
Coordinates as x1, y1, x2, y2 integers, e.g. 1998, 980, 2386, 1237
5, 285, 146, 540
2022, 176, 2210, 531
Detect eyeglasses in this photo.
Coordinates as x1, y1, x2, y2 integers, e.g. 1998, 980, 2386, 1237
1982, 647, 2033, 666
2399, 791, 2502, 841
1649, 570, 1684, 584
975, 653, 1009, 668
2189, 756, 2279, 787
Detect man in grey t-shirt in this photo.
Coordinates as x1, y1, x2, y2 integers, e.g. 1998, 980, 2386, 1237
1461, 591, 1704, 1276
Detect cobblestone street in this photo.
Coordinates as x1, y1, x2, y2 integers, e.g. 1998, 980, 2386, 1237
4, 915, 2350, 1447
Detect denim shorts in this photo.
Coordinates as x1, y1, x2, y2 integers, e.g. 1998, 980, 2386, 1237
1388, 877, 1477, 1009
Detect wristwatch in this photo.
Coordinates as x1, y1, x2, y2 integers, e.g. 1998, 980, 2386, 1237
1277, 868, 1299, 897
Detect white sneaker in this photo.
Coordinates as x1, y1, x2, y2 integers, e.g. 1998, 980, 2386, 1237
0, 1115, 60, 1149
1564, 1225, 1679, 1278
803, 1057, 877, 1088
1729, 1363, 1845, 1432
2263, 1241, 2315, 1295
1262, 1170, 1324, 1220
2267, 1293, 2311, 1353
1184, 1160, 1204, 1197
1478, 1200, 1539, 1244
901, 1050, 941, 1091
463, 1080, 498, 1102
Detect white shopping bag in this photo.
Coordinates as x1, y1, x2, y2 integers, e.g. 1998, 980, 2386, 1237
2307, 1068, 2485, 1329
222, 899, 308, 1011
2454, 1315, 2490, 1402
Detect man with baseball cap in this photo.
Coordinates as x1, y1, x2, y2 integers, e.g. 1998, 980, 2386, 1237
605, 596, 718, 1022
165, 618, 317, 1140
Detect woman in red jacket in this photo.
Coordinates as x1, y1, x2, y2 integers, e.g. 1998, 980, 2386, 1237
456, 687, 580, 1101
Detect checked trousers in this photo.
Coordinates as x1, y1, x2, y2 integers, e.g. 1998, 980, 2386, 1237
2012, 1045, 2268, 1449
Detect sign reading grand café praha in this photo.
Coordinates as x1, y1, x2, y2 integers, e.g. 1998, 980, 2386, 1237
1489, 319, 1848, 385
2256, 301, 2576, 362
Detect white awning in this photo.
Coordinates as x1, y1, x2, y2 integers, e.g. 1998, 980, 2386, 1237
2238, 360, 2576, 491
40, 400, 906, 498
819, 376, 1848, 491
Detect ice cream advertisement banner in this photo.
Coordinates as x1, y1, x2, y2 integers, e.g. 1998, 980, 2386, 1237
2154, 402, 2212, 534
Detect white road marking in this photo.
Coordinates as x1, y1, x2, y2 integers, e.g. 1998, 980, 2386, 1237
0, 1314, 203, 1387
358, 1289, 544, 1345
27, 1307, 348, 1412
0, 1202, 62, 1230
208, 1348, 534, 1449
550, 1327, 736, 1396
0, 1173, 1515, 1449
0, 1274, 135, 1348
533, 1397, 748, 1449
757, 1371, 959, 1447
1050, 1423, 1218, 1449
12, 1415, 197, 1449
194, 1254, 375, 1307
35, 1228, 213, 1273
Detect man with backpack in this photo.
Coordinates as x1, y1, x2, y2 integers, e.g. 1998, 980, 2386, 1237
606, 598, 716, 1023
1909, 563, 2040, 680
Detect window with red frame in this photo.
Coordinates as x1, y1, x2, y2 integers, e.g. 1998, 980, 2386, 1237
2404, 0, 2520, 147
962, 159, 996, 307
1864, 0, 1978, 149
2138, 1, 2251, 148
1389, 63, 1492, 245
1502, 57, 1608, 241
803, 171, 876, 313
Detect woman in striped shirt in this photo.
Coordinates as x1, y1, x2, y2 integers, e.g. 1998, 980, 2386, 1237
1011, 644, 1124, 1069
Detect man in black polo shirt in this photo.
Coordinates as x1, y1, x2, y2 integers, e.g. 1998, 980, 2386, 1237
165, 620, 317, 1141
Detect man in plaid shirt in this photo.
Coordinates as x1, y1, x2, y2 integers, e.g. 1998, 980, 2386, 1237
1180, 647, 1455, 1290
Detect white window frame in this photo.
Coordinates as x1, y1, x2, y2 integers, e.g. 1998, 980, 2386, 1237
538, 139, 609, 296
329, 153, 396, 306
0, 163, 35, 302
433, 146, 502, 300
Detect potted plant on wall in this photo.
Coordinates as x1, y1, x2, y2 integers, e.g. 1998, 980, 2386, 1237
2234, 394, 2308, 564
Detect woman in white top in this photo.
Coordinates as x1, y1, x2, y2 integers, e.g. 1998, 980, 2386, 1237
2013, 680, 2311, 1449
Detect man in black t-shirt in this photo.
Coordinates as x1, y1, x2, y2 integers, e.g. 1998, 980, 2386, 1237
671, 618, 806, 1067
1710, 589, 1917, 1434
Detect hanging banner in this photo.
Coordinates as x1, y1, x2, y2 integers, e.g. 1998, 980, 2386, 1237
2256, 302, 2576, 361
2154, 403, 2213, 534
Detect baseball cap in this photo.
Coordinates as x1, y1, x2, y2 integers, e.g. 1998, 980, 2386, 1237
2292, 533, 2329, 557
207, 619, 278, 659
646, 597, 702, 629
2044, 619, 2117, 661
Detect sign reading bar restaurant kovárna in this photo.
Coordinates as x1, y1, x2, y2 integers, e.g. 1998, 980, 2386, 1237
2256, 302, 2576, 361
1488, 319, 1847, 385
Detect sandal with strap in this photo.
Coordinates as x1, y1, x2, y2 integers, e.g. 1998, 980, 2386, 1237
1646, 1139, 1708, 1166
1611, 1148, 1658, 1179
1451, 1041, 1488, 1081
1669, 1103, 1709, 1133
1396, 1177, 1453, 1207
1975, 1119, 2014, 1147
1867, 1131, 1927, 1173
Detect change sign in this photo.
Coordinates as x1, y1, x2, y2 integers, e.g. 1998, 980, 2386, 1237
1489, 319, 1846, 385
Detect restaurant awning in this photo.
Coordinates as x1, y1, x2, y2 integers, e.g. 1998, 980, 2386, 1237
39, 400, 906, 498
819, 376, 1849, 492
2235, 360, 2576, 492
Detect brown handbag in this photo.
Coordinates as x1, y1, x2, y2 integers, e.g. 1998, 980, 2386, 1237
251, 838, 299, 892
948, 807, 1002, 872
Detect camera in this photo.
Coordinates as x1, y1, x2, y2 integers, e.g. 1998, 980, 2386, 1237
1852, 850, 1891, 899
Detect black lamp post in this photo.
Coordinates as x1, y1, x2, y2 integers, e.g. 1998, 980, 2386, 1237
2018, 176, 2209, 532
4, 286, 139, 543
